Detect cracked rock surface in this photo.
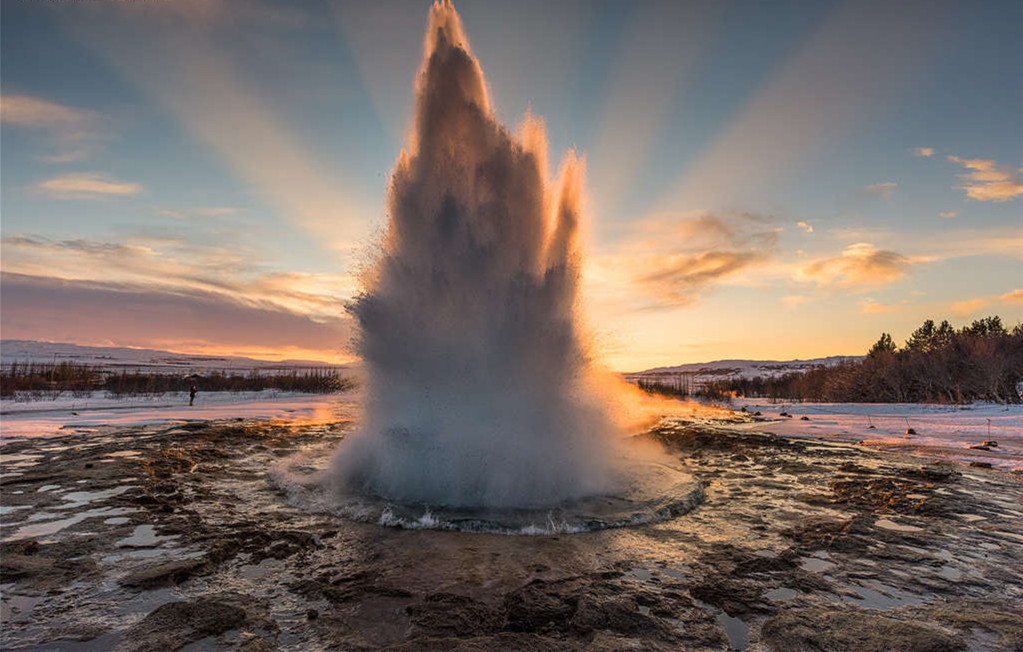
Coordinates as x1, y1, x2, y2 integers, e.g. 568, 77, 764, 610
2, 414, 1022, 650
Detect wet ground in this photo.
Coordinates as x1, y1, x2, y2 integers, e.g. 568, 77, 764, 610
2, 413, 1022, 651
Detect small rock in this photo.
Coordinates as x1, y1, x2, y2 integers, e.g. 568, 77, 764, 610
306, 608, 319, 620
800, 416, 810, 421
982, 440, 998, 447
119, 558, 208, 589
968, 445, 990, 451
84, 463, 94, 469
969, 461, 993, 469
906, 428, 917, 435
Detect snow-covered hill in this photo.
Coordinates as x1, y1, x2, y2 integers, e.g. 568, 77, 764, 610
0, 340, 344, 373
627, 356, 863, 381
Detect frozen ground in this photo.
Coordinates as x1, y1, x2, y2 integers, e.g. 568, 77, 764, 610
0, 391, 353, 440
2, 414, 1021, 650
726, 399, 1023, 471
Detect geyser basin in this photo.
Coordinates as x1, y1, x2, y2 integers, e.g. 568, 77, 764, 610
279, 449, 703, 535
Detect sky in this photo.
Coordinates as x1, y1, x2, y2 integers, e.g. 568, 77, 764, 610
1, 0, 1021, 370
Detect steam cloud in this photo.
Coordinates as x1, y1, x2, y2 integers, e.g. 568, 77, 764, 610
328, 0, 622, 509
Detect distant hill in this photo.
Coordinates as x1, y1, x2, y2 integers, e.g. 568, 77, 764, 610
0, 340, 345, 373
627, 356, 863, 381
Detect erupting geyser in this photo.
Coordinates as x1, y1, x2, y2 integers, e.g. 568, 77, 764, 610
329, 0, 623, 509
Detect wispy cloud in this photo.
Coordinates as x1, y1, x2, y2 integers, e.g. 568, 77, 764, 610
939, 211, 957, 219
634, 250, 769, 306
912, 147, 934, 157
155, 206, 241, 219
858, 297, 908, 314
951, 288, 1023, 317
0, 272, 352, 363
947, 155, 1023, 202
34, 173, 142, 199
1, 232, 356, 322
863, 181, 897, 200
0, 94, 102, 162
796, 243, 915, 290
591, 211, 779, 308
796, 221, 814, 233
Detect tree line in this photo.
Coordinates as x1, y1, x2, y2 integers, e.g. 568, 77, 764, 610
0, 363, 354, 400
649, 316, 1023, 404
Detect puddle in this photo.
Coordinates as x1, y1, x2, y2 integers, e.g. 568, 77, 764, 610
5, 507, 136, 541
764, 587, 798, 600
103, 517, 132, 525
36, 484, 61, 493
624, 568, 654, 581
847, 582, 925, 610
116, 524, 178, 548
799, 557, 837, 572
57, 486, 133, 509
0, 505, 31, 515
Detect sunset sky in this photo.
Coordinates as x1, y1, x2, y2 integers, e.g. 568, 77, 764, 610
2, 0, 1021, 370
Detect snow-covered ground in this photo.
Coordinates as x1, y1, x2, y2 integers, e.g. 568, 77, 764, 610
726, 398, 1023, 471
0, 391, 357, 439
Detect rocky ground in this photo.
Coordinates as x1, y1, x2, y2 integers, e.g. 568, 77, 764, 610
2, 414, 1022, 651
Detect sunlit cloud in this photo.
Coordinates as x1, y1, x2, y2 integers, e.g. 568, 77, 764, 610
796, 243, 914, 290
0, 94, 102, 162
912, 147, 934, 157
634, 250, 769, 307
863, 181, 897, 200
939, 211, 957, 219
858, 297, 908, 314
796, 221, 814, 233
33, 172, 142, 199
0, 272, 353, 363
589, 211, 778, 308
1, 232, 358, 322
951, 289, 1023, 317
947, 155, 1023, 202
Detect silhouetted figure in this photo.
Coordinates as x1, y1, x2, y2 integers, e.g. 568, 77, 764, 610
189, 385, 197, 406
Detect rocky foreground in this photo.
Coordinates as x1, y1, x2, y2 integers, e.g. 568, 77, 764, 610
1, 415, 1022, 651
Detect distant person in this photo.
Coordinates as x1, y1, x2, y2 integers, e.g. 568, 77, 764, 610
189, 385, 197, 406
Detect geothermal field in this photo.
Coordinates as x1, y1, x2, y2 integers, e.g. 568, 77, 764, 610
2, 1, 1023, 651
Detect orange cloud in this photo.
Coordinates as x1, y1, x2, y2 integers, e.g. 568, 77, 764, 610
939, 211, 957, 219
858, 297, 908, 314
912, 147, 934, 157
947, 155, 1023, 202
34, 173, 142, 199
950, 289, 1023, 317
797, 243, 912, 289
635, 250, 769, 306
